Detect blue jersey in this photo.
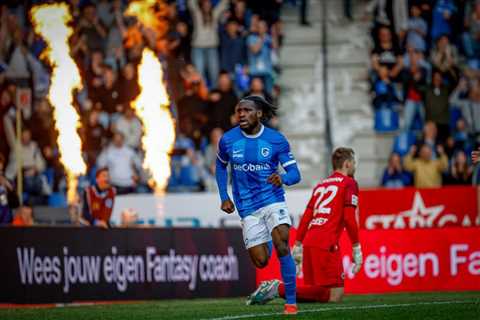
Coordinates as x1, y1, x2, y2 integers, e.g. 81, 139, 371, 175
217, 125, 299, 218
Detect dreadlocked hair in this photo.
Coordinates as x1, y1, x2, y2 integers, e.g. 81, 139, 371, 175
240, 95, 278, 122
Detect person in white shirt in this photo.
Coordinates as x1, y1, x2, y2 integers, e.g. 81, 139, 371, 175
112, 107, 143, 150
97, 132, 142, 194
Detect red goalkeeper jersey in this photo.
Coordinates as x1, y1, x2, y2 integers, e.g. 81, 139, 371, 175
296, 172, 359, 249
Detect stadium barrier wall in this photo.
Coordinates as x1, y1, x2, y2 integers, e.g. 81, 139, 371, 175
257, 227, 480, 294
112, 186, 479, 229
0, 227, 255, 304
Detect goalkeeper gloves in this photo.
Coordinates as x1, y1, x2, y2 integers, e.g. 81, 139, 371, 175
352, 243, 363, 274
292, 243, 303, 275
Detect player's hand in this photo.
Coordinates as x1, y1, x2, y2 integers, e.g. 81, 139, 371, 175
292, 242, 303, 275
267, 173, 283, 187
352, 243, 363, 274
472, 149, 480, 164
221, 200, 235, 214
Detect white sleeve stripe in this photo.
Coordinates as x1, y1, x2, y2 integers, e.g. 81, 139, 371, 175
217, 154, 228, 164
282, 160, 297, 167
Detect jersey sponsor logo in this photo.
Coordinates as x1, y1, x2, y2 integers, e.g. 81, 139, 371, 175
233, 163, 271, 172
261, 147, 270, 157
309, 217, 328, 227
106, 198, 113, 209
232, 149, 243, 158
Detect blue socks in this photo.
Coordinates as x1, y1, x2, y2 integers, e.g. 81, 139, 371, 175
279, 254, 296, 305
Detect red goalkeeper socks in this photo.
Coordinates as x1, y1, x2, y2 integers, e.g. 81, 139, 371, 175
279, 283, 330, 302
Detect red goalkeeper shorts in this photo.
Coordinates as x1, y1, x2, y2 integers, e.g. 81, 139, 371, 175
302, 245, 344, 288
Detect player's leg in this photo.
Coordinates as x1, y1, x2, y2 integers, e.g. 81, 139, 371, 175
279, 247, 344, 303
271, 223, 297, 313
278, 246, 331, 303
323, 248, 345, 302
247, 243, 269, 268
241, 212, 272, 268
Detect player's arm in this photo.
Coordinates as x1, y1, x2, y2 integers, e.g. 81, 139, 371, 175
344, 180, 362, 274
291, 191, 316, 272
215, 137, 234, 213
295, 191, 316, 244
268, 137, 301, 187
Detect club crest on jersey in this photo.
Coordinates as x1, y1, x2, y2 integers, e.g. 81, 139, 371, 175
261, 147, 270, 157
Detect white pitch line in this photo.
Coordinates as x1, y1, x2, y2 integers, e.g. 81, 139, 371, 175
203, 300, 479, 320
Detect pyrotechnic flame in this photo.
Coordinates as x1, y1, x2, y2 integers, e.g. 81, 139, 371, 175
31, 4, 86, 203
132, 49, 175, 194
127, 0, 175, 194
125, 0, 169, 50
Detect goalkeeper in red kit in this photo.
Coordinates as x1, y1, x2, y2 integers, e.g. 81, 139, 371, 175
248, 147, 363, 304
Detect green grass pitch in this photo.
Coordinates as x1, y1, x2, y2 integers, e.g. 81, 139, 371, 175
2, 291, 479, 319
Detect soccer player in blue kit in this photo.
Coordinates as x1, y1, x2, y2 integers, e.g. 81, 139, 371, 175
215, 95, 301, 315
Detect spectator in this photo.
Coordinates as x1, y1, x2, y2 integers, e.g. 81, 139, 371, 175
77, 3, 107, 52
12, 205, 33, 226
371, 27, 403, 81
406, 4, 428, 52
202, 127, 223, 187
430, 35, 459, 83
29, 98, 55, 150
41, 145, 64, 194
180, 63, 209, 100
167, 21, 191, 63
404, 144, 449, 188
230, 0, 251, 33
402, 52, 427, 131
5, 128, 47, 198
449, 77, 480, 141
188, 0, 229, 86
462, 1, 480, 65
208, 72, 238, 131
247, 19, 277, 93
472, 147, 480, 164
81, 167, 116, 228
84, 50, 105, 98
178, 66, 209, 147
0, 154, 16, 224
92, 65, 123, 115
381, 152, 413, 188
452, 118, 473, 153
417, 121, 440, 159
422, 70, 452, 142
168, 132, 202, 192
118, 63, 140, 107
5, 28, 35, 85
244, 77, 273, 103
113, 107, 143, 150
430, 0, 456, 42
82, 109, 107, 169
373, 65, 400, 131
220, 19, 247, 74
104, 0, 127, 66
97, 132, 142, 195
444, 150, 473, 185
367, 0, 408, 43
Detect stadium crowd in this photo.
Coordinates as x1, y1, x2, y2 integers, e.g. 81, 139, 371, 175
368, 0, 480, 188
0, 0, 289, 221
